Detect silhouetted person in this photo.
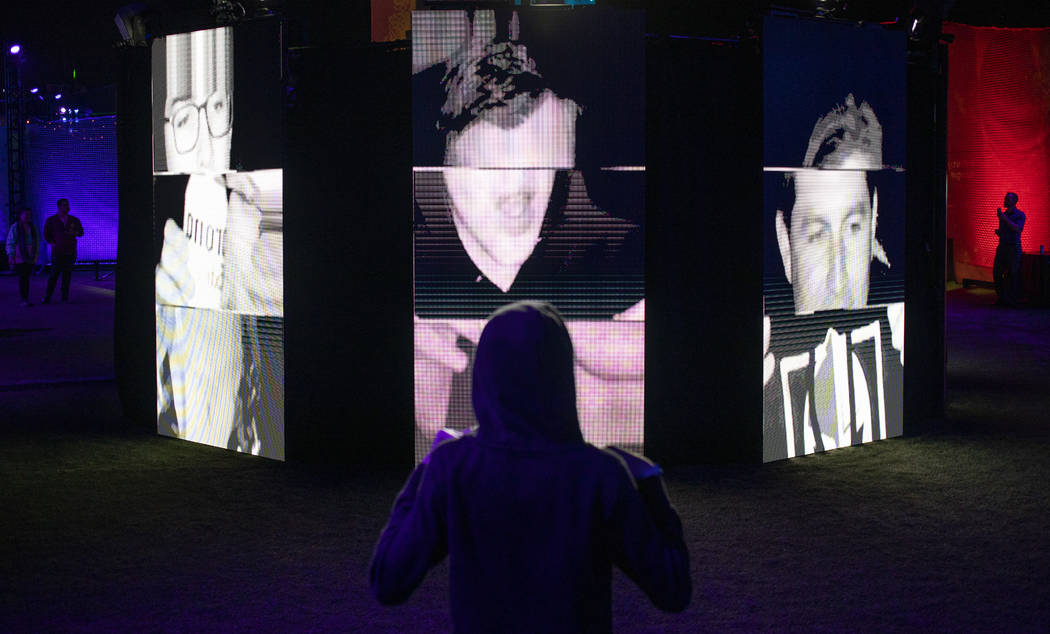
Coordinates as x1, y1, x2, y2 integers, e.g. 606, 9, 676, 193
5, 207, 41, 307
371, 301, 690, 632
993, 192, 1025, 306
42, 198, 83, 304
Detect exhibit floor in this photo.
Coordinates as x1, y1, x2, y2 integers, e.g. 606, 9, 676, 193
1, 281, 1048, 632
0, 269, 115, 388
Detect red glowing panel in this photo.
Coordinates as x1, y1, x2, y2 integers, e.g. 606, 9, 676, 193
946, 23, 1050, 272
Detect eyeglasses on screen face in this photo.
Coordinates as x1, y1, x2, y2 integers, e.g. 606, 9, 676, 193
166, 91, 232, 154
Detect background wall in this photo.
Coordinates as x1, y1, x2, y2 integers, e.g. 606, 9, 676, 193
26, 117, 119, 263
945, 23, 1050, 280
1, 126, 8, 246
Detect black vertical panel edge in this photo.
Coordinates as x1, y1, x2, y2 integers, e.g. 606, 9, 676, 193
284, 42, 414, 466
644, 36, 764, 466
903, 43, 949, 433
115, 44, 157, 429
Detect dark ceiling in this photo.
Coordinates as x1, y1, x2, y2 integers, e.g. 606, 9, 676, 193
2, 0, 1048, 115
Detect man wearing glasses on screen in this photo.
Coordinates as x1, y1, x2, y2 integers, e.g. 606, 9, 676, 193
763, 94, 904, 461
160, 27, 232, 174
153, 27, 284, 458
413, 11, 644, 463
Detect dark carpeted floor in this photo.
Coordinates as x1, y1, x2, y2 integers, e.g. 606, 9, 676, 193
1, 280, 1048, 632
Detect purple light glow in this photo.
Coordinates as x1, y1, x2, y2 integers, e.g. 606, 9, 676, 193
54, 93, 62, 100
9, 44, 21, 55
26, 116, 119, 261
29, 87, 39, 94
59, 107, 67, 114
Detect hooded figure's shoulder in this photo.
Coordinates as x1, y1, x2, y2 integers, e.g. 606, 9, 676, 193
429, 434, 631, 485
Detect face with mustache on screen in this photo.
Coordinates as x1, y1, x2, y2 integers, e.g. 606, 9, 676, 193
775, 94, 890, 315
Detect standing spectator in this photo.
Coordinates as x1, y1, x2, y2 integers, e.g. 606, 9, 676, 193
5, 207, 41, 307
993, 192, 1025, 306
42, 198, 84, 304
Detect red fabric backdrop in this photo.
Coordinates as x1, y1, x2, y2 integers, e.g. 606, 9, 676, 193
371, 0, 414, 43
945, 23, 1050, 278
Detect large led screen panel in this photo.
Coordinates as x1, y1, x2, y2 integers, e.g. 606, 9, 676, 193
763, 17, 906, 462
151, 23, 285, 460
412, 9, 645, 463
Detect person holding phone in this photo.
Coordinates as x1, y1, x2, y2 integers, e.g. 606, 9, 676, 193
993, 192, 1025, 306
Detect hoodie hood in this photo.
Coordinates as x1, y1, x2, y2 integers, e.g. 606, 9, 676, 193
472, 301, 584, 449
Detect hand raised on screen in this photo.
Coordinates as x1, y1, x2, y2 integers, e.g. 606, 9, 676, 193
155, 218, 196, 306
224, 171, 283, 316
414, 318, 487, 373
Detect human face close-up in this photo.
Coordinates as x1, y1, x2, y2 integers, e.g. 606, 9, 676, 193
443, 92, 576, 271
163, 28, 232, 173
783, 170, 873, 314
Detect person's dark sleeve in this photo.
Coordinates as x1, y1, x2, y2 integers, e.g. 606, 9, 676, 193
43, 218, 55, 245
1000, 211, 1024, 235
369, 458, 449, 605
608, 463, 691, 612
72, 217, 84, 237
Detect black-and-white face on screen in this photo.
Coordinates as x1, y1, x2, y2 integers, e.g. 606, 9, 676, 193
161, 28, 233, 174
152, 23, 285, 461
774, 94, 884, 315
762, 16, 906, 463
412, 9, 645, 463
444, 91, 577, 287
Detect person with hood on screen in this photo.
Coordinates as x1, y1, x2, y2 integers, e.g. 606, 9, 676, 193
371, 301, 690, 632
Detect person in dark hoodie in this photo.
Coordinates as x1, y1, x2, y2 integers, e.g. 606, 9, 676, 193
371, 301, 690, 632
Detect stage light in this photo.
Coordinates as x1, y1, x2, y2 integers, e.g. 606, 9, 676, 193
29, 87, 39, 94
54, 93, 62, 100
9, 44, 21, 55
59, 106, 67, 114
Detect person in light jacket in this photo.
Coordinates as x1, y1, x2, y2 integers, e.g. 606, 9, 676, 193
6, 207, 41, 307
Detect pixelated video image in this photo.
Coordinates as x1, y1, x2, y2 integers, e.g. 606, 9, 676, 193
413, 9, 645, 463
